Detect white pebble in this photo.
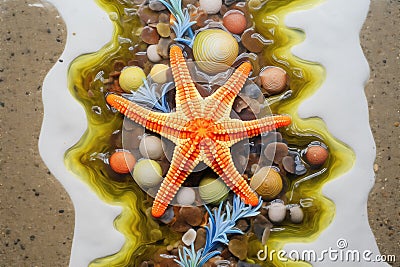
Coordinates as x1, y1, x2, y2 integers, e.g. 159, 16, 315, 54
268, 202, 286, 223
182, 228, 197, 246
139, 135, 164, 160
199, 0, 222, 14
289, 205, 304, 224
176, 187, 196, 206
147, 44, 162, 63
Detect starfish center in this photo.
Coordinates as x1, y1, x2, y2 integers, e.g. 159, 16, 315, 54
182, 118, 217, 140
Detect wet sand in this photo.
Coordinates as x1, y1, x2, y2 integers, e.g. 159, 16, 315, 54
0, 0, 398, 266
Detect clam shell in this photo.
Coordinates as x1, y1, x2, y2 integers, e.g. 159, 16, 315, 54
250, 167, 283, 200
199, 177, 229, 204
193, 29, 239, 73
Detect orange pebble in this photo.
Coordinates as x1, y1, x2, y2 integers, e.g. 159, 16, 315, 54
223, 10, 247, 35
109, 151, 136, 174
305, 145, 329, 166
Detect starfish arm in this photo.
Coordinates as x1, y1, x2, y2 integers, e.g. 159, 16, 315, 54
106, 94, 182, 140
169, 45, 202, 119
152, 140, 201, 217
203, 62, 252, 120
202, 139, 259, 206
214, 115, 292, 145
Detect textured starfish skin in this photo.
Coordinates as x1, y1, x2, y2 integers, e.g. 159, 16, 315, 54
106, 45, 291, 218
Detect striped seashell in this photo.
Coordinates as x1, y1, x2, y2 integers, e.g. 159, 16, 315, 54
193, 29, 239, 73
250, 167, 283, 200
199, 177, 229, 204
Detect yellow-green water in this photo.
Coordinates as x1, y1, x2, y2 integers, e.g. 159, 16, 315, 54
64, 0, 355, 266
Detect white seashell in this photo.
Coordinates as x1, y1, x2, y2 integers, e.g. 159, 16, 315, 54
176, 187, 196, 206
193, 29, 239, 73
199, 0, 222, 14
267, 201, 286, 223
147, 44, 162, 63
182, 228, 197, 246
289, 205, 304, 224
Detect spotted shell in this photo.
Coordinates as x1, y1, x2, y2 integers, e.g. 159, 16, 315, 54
199, 177, 229, 204
250, 167, 283, 200
304, 142, 329, 167
193, 29, 239, 73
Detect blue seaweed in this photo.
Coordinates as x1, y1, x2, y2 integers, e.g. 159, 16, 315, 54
159, 0, 196, 46
174, 196, 263, 266
122, 79, 172, 113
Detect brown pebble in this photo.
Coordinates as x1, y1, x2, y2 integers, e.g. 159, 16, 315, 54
189, 7, 208, 29
159, 257, 180, 267
157, 38, 173, 59
138, 6, 160, 24
179, 206, 204, 226
194, 228, 207, 251
394, 121, 400, 127
133, 51, 149, 69
113, 60, 125, 72
264, 142, 289, 164
220, 247, 234, 259
235, 218, 250, 232
122, 127, 144, 150
253, 214, 272, 241
228, 238, 248, 260
241, 28, 265, 53
305, 144, 328, 166
141, 26, 160, 44
259, 66, 288, 95
156, 22, 171, 38
183, 0, 197, 6
282, 155, 295, 174
159, 13, 170, 23
109, 129, 123, 148
263, 131, 283, 144
170, 216, 191, 233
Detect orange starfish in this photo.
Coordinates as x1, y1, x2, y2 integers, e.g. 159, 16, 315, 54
106, 45, 291, 218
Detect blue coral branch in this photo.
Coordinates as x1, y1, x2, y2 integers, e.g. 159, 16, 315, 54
174, 196, 263, 267
122, 79, 171, 113
159, 0, 195, 46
